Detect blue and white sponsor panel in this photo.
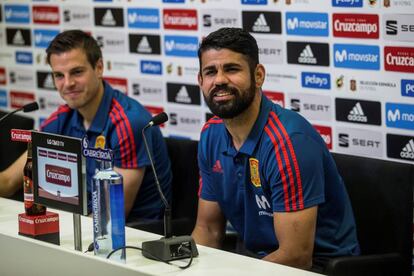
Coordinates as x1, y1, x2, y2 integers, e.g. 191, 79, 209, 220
401, 79, 414, 98
301, 72, 331, 90
15, 51, 33, 65
140, 60, 162, 75
0, 90, 8, 108
331, 0, 363, 7
286, 12, 329, 37
334, 44, 380, 71
164, 35, 198, 58
33, 29, 60, 49
127, 8, 160, 29
386, 103, 414, 131
4, 5, 30, 24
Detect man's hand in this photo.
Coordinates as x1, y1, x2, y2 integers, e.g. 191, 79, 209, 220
0, 152, 26, 197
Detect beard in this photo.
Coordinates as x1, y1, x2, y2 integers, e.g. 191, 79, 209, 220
204, 78, 256, 119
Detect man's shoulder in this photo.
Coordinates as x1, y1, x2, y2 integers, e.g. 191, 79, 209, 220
201, 116, 224, 135
40, 104, 72, 131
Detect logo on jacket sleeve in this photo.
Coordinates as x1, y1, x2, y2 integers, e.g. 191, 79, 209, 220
249, 158, 261, 187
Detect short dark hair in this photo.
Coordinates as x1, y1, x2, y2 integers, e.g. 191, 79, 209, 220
198, 28, 259, 71
46, 30, 102, 68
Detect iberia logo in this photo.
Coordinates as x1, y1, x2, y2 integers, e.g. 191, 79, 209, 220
249, 158, 261, 188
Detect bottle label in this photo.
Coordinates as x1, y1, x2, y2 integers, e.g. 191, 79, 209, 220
23, 175, 34, 209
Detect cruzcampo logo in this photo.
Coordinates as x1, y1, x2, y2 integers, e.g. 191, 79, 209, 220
249, 158, 261, 188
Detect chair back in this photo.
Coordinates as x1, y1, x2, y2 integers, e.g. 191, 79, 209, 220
331, 153, 414, 276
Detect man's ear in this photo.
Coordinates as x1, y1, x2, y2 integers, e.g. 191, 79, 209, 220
198, 72, 203, 86
95, 58, 104, 78
255, 64, 265, 88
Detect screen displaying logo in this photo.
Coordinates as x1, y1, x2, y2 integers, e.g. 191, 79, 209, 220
384, 46, 414, 73
94, 7, 124, 27
335, 98, 381, 125
164, 35, 198, 57
301, 72, 330, 89
127, 8, 159, 29
384, 14, 414, 42
332, 0, 363, 7
386, 103, 414, 130
15, 51, 33, 64
201, 9, 239, 31
129, 34, 161, 55
45, 164, 72, 187
289, 93, 332, 121
140, 60, 162, 75
242, 11, 282, 34
32, 5, 60, 25
401, 79, 414, 98
387, 134, 414, 161
333, 13, 379, 39
163, 9, 197, 30
337, 127, 383, 157
287, 42, 329, 66
167, 83, 201, 105
313, 125, 332, 149
5, 5, 30, 24
334, 44, 380, 70
6, 28, 31, 47
286, 12, 329, 37
37, 71, 55, 90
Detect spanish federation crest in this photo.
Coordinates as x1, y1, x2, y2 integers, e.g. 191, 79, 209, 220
249, 158, 261, 188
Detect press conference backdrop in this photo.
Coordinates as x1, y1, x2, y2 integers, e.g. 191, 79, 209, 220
0, 0, 413, 273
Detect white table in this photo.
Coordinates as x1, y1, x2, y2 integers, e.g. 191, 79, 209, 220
0, 197, 322, 276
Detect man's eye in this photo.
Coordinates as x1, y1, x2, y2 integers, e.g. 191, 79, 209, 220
54, 74, 63, 79
73, 70, 83, 75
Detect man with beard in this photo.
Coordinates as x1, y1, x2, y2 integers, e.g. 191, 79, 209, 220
191, 28, 360, 272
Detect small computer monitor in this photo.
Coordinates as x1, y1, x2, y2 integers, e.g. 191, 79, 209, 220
32, 131, 87, 215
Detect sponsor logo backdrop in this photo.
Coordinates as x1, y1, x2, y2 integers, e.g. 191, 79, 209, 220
0, 0, 413, 165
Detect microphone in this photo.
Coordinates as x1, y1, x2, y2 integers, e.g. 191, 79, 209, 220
141, 112, 198, 262
0, 102, 39, 124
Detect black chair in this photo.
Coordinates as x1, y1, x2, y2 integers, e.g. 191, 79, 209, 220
0, 110, 35, 201
127, 137, 199, 236
326, 153, 414, 276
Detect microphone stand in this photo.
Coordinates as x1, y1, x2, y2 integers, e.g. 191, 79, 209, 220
140, 114, 198, 262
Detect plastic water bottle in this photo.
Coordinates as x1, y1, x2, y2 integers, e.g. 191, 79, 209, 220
92, 160, 126, 262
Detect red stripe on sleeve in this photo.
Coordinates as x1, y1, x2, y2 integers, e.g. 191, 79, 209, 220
264, 125, 291, 211
270, 112, 304, 209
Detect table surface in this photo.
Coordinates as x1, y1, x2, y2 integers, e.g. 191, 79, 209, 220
0, 197, 322, 276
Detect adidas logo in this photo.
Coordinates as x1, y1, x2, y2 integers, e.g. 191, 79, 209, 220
137, 36, 152, 53
175, 86, 191, 104
253, 14, 270, 32
212, 160, 223, 173
43, 73, 55, 89
12, 30, 25, 45
101, 10, 116, 26
347, 102, 368, 122
400, 139, 414, 160
298, 45, 317, 64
